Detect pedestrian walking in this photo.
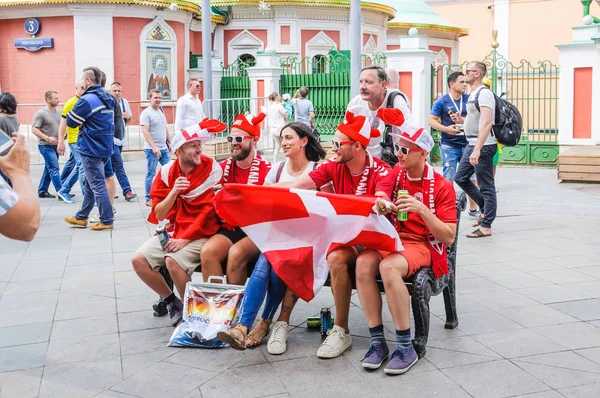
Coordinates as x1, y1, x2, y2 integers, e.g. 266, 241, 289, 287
455, 62, 497, 238
31, 91, 62, 198
141, 89, 171, 206
64, 66, 116, 231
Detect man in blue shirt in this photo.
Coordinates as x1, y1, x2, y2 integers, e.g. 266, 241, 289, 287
429, 71, 479, 216
64, 66, 116, 230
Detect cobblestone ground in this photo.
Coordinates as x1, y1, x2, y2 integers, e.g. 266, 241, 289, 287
1, 161, 600, 397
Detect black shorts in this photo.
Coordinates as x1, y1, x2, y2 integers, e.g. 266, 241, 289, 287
216, 226, 247, 245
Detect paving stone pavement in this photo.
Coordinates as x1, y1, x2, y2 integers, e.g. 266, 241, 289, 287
1, 161, 600, 397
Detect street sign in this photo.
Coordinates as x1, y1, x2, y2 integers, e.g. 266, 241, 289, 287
14, 38, 54, 52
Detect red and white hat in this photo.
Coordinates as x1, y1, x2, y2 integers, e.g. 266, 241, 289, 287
171, 118, 226, 152
377, 108, 433, 153
231, 113, 266, 139
390, 129, 435, 153
337, 105, 380, 147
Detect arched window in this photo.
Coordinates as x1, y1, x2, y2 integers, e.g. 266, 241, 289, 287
312, 54, 326, 74
239, 53, 256, 67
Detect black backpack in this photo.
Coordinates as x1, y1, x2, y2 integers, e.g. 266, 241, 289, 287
474, 86, 522, 147
380, 90, 409, 167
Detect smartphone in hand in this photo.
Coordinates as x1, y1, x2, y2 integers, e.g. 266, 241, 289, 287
0, 132, 14, 156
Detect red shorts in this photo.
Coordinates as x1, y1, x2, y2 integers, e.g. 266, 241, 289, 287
378, 241, 431, 277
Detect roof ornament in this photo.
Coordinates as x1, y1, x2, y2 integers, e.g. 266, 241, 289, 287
258, 0, 271, 14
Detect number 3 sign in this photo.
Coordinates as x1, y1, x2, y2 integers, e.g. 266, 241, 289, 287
24, 18, 41, 36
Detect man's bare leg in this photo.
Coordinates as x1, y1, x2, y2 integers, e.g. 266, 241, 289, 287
131, 253, 172, 297
379, 253, 410, 331
226, 237, 260, 285
277, 288, 298, 324
355, 249, 383, 327
326, 246, 358, 333
165, 257, 191, 299
199, 234, 232, 282
316, 246, 357, 358
106, 176, 116, 206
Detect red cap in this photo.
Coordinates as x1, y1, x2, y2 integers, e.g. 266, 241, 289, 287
231, 113, 266, 138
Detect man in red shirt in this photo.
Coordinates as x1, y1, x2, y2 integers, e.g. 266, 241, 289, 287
200, 113, 272, 285
131, 119, 225, 327
357, 108, 457, 375
280, 105, 395, 358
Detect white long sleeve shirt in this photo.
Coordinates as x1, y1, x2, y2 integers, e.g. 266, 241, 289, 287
174, 93, 205, 134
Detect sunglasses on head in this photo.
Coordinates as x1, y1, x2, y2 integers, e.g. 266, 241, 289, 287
331, 139, 355, 149
227, 135, 254, 144
394, 143, 422, 155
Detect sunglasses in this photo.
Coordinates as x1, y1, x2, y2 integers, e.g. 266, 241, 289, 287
331, 139, 355, 149
227, 135, 254, 144
394, 143, 422, 156
465, 69, 477, 74
195, 85, 201, 88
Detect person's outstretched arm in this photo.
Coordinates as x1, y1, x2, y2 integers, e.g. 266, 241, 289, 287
0, 134, 40, 241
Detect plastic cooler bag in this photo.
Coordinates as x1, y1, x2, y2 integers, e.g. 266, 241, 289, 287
168, 277, 245, 348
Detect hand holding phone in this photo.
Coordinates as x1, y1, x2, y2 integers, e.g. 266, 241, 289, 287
0, 131, 15, 156
0, 133, 30, 178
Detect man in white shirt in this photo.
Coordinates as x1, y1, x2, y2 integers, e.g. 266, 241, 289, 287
174, 79, 205, 134
347, 66, 414, 159
455, 61, 497, 239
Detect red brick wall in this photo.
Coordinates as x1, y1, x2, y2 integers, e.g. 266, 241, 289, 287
0, 16, 75, 105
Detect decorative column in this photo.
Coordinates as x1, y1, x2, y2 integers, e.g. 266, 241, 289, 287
246, 50, 283, 115
384, 29, 435, 131
246, 50, 283, 150
556, 18, 600, 147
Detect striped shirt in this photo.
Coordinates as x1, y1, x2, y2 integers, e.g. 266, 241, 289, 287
0, 178, 18, 217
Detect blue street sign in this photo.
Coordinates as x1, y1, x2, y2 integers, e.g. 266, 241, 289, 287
24, 18, 41, 35
14, 38, 54, 52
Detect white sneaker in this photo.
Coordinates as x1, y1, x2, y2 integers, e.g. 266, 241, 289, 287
317, 325, 352, 358
89, 214, 99, 223
267, 321, 289, 355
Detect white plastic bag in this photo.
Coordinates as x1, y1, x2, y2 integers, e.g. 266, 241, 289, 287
168, 277, 245, 348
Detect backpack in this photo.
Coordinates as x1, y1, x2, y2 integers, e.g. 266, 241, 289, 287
474, 86, 522, 147
380, 90, 410, 168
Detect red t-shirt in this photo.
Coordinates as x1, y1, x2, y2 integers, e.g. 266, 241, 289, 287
392, 164, 457, 243
219, 153, 272, 185
309, 156, 395, 198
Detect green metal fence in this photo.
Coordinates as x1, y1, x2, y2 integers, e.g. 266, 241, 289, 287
280, 51, 386, 138
431, 49, 560, 166
220, 59, 251, 126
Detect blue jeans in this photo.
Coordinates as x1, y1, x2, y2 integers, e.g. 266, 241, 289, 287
38, 145, 62, 195
76, 154, 113, 225
144, 149, 171, 201
59, 143, 84, 195
61, 151, 76, 183
238, 254, 287, 329
440, 144, 466, 183
111, 144, 132, 195
455, 144, 497, 228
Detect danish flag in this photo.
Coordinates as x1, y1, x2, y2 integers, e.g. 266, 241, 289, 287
214, 184, 402, 301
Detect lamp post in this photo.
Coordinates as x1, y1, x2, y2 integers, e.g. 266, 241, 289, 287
202, 0, 212, 115
350, 0, 361, 98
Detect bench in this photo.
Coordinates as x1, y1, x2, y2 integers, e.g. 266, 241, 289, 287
324, 192, 467, 358
157, 193, 467, 359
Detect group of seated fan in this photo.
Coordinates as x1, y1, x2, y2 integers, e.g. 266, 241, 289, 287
130, 105, 458, 376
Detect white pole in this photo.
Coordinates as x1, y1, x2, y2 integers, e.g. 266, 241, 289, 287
202, 0, 213, 116
350, 0, 361, 98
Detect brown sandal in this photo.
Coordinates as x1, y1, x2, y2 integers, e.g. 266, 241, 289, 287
246, 319, 272, 348
466, 228, 492, 238
217, 324, 248, 350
